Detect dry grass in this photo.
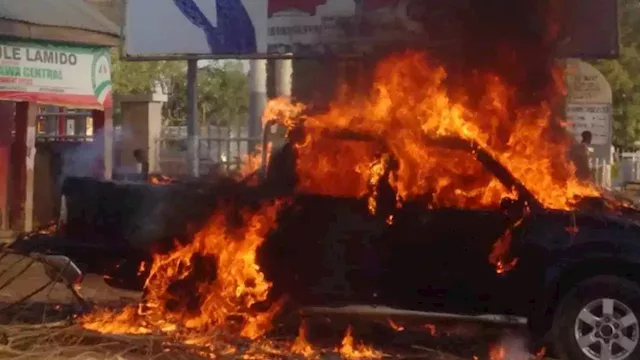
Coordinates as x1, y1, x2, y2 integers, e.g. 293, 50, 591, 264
0, 250, 532, 359
0, 322, 210, 359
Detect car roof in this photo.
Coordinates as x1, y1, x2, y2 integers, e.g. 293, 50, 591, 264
290, 126, 540, 209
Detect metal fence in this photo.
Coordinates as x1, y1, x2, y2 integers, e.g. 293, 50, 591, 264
593, 152, 640, 191
590, 158, 612, 189
155, 122, 262, 177
154, 127, 640, 194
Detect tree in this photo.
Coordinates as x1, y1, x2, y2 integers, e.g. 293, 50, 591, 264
592, 0, 640, 149
110, 49, 185, 95
165, 61, 249, 126
110, 50, 249, 127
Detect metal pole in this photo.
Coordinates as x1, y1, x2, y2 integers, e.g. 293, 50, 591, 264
249, 59, 267, 153
275, 59, 293, 98
186, 59, 199, 177
272, 58, 293, 149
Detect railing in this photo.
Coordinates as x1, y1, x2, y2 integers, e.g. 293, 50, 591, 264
154, 125, 634, 195
589, 158, 612, 189
154, 124, 261, 177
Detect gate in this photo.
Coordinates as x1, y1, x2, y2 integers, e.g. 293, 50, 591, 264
155, 115, 261, 177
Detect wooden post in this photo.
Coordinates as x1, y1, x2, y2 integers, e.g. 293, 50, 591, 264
10, 102, 37, 232
92, 107, 113, 180
0, 101, 14, 232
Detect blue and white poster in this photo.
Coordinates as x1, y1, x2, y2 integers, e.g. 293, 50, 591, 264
125, 0, 619, 58
125, 0, 268, 56
124, 0, 459, 57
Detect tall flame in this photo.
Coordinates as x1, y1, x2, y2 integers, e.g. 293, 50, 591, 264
82, 200, 284, 340
265, 51, 598, 210
82, 49, 601, 356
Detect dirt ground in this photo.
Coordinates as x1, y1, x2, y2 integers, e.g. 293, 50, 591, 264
0, 254, 139, 305
0, 254, 545, 359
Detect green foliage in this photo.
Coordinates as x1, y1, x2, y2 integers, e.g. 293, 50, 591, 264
110, 49, 184, 95
593, 0, 640, 149
110, 50, 249, 127
165, 61, 249, 126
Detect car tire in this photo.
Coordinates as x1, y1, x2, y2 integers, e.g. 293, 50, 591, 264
552, 276, 640, 360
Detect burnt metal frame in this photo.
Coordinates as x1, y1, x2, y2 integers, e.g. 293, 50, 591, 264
259, 120, 542, 210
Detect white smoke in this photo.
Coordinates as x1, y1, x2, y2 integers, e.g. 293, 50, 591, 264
61, 125, 128, 180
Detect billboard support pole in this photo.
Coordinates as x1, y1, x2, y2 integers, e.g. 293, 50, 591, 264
186, 59, 199, 178
249, 59, 267, 153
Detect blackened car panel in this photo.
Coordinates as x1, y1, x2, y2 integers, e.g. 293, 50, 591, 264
259, 194, 387, 306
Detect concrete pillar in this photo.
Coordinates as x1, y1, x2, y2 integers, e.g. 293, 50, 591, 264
275, 59, 293, 98
0, 101, 14, 232
272, 59, 293, 147
186, 60, 200, 178
93, 107, 114, 180
118, 94, 167, 173
10, 102, 37, 232
249, 59, 267, 152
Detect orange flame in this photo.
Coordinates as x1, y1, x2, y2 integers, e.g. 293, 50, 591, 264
489, 227, 520, 274
489, 344, 507, 360
337, 325, 383, 359
264, 51, 599, 211
149, 174, 174, 185
424, 323, 437, 336
82, 200, 285, 340
81, 50, 604, 356
291, 321, 315, 357
387, 319, 404, 332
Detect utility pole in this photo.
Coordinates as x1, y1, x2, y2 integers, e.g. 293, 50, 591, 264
249, 59, 267, 152
186, 59, 199, 177
272, 57, 293, 148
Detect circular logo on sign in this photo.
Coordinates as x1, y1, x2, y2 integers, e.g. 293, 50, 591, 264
91, 51, 112, 105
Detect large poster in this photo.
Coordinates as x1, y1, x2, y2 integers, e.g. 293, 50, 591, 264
125, 0, 269, 56
266, 0, 464, 54
124, 0, 619, 59
0, 41, 112, 109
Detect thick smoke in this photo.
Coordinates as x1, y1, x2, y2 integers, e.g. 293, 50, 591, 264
337, 0, 568, 132
61, 128, 109, 180
453, 0, 563, 104
61, 125, 132, 181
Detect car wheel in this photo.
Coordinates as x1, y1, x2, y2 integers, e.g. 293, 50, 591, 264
552, 276, 640, 360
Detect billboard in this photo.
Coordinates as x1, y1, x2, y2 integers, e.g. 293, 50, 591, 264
125, 0, 269, 55
124, 0, 619, 59
0, 40, 112, 109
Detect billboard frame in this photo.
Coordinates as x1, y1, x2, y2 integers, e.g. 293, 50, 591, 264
117, 0, 621, 62
117, 0, 464, 62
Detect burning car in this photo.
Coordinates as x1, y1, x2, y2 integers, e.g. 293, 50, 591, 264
8, 52, 640, 359
10, 127, 640, 359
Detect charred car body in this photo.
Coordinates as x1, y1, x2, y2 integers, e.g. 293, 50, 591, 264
10, 127, 640, 360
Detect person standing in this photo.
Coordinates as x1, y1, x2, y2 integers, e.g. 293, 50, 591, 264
133, 148, 149, 181
571, 130, 593, 181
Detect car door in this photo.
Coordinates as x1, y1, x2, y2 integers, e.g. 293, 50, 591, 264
378, 150, 530, 315
260, 193, 388, 306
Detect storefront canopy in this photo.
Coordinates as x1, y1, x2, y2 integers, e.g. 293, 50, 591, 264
0, 0, 119, 47
0, 0, 118, 109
